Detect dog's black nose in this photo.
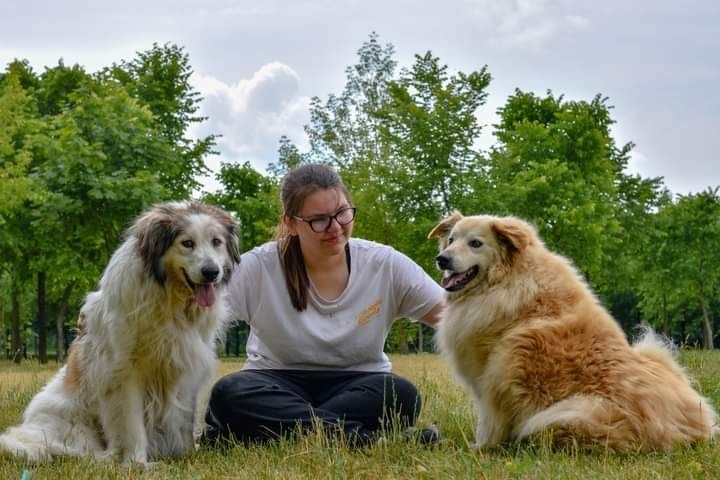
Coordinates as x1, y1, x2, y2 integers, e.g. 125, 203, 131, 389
436, 254, 451, 270
201, 265, 220, 282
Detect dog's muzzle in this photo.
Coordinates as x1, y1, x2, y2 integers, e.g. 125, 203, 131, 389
440, 266, 479, 292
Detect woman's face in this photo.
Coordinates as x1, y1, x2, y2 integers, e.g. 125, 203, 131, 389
289, 188, 354, 260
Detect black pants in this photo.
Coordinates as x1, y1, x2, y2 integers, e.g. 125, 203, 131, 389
204, 369, 421, 444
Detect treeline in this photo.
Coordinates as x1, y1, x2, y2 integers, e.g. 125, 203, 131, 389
1, 35, 718, 362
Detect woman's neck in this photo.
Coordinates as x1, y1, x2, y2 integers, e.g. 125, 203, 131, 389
304, 246, 347, 275
304, 245, 350, 301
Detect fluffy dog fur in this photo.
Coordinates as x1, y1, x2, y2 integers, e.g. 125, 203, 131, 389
0, 202, 240, 464
429, 211, 718, 452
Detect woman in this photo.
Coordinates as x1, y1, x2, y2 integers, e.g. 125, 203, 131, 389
204, 164, 444, 446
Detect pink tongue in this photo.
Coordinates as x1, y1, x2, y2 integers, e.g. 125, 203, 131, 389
196, 283, 216, 307
441, 272, 466, 289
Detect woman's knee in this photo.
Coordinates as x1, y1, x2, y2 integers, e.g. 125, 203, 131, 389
209, 370, 268, 408
379, 374, 422, 421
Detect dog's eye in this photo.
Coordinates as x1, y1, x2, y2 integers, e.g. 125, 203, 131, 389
212, 238, 223, 247
469, 240, 483, 248
181, 240, 194, 249
448, 237, 454, 245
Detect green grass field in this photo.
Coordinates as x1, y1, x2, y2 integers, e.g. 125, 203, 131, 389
1, 352, 719, 479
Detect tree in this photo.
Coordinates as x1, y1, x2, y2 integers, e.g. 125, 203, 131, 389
0, 45, 216, 362
379, 51, 491, 216
306, 32, 397, 170
204, 161, 280, 252
638, 189, 720, 348
267, 135, 304, 180
106, 43, 217, 197
489, 91, 627, 285
0, 65, 47, 362
602, 172, 667, 331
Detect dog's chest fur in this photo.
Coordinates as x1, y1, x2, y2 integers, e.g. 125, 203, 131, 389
437, 294, 507, 390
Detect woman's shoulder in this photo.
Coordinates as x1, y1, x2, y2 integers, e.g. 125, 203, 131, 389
242, 241, 280, 267
350, 238, 404, 263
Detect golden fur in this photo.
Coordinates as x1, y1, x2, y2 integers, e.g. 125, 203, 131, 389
430, 212, 718, 452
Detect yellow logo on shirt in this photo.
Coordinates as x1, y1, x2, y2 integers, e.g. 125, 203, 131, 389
357, 299, 383, 326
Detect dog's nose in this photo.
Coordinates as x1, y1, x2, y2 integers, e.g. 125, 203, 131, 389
436, 254, 451, 270
201, 265, 220, 282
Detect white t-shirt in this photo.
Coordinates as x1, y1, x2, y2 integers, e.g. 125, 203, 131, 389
227, 238, 444, 372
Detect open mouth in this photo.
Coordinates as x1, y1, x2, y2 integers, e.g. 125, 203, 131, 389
441, 266, 479, 292
182, 269, 217, 308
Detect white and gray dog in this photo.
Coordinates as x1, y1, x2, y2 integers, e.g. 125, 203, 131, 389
0, 202, 240, 464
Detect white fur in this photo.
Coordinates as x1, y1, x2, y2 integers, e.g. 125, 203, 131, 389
0, 202, 239, 464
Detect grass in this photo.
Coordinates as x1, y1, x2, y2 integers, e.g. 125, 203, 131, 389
1, 351, 719, 479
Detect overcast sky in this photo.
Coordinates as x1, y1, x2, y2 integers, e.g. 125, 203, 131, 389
2, 0, 718, 196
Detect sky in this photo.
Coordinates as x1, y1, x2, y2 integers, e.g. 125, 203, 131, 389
2, 0, 718, 196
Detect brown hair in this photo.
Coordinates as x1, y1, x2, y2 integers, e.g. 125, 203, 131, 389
274, 164, 352, 311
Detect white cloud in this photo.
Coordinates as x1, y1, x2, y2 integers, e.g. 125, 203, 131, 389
464, 0, 591, 49
190, 62, 311, 192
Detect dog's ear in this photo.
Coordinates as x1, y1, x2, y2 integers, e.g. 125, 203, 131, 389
491, 217, 534, 256
428, 210, 464, 240
224, 223, 241, 265
132, 205, 179, 285
203, 204, 241, 266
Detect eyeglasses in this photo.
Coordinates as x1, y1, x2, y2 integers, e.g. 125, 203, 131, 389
293, 207, 356, 233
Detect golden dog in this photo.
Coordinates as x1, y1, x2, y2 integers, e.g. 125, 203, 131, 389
429, 212, 717, 451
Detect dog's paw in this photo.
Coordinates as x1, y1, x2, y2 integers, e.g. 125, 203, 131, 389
121, 459, 158, 470
94, 448, 120, 462
469, 440, 488, 451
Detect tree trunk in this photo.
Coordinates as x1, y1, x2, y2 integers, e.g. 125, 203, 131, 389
55, 282, 76, 363
37, 271, 48, 363
11, 287, 22, 364
397, 321, 409, 354
701, 298, 714, 350
417, 324, 424, 353
0, 294, 4, 360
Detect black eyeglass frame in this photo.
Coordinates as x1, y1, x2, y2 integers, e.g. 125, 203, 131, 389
293, 207, 357, 233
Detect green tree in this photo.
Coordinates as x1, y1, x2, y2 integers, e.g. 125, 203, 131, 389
205, 161, 280, 252
602, 172, 667, 331
0, 45, 216, 362
306, 32, 396, 170
267, 135, 304, 181
0, 65, 48, 362
489, 91, 627, 285
106, 43, 216, 197
379, 51, 491, 215
638, 189, 720, 348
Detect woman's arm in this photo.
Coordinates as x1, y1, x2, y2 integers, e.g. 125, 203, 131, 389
420, 302, 444, 329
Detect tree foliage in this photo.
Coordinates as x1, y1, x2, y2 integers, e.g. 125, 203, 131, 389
0, 44, 215, 362
637, 189, 720, 348
2, 34, 718, 358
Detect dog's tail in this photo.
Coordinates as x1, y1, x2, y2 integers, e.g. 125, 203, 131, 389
631, 326, 719, 439
0, 412, 103, 462
513, 394, 644, 451
0, 426, 55, 462
632, 325, 683, 373
0, 368, 103, 462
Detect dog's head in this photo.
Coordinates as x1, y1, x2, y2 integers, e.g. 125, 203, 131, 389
428, 212, 536, 297
130, 202, 241, 307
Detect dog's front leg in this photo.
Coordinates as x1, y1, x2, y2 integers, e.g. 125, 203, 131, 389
121, 377, 150, 464
472, 397, 506, 449
99, 374, 150, 465
152, 389, 196, 458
